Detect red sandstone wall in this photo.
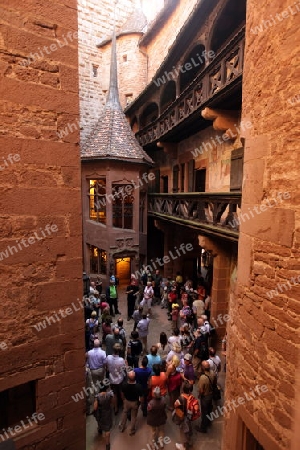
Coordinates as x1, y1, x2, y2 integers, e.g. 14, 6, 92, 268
0, 1, 85, 448
223, 1, 300, 449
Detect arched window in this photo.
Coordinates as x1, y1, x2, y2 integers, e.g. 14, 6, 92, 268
180, 44, 206, 93
140, 103, 159, 128
161, 80, 176, 113
210, 0, 246, 54
112, 184, 134, 229
88, 179, 106, 224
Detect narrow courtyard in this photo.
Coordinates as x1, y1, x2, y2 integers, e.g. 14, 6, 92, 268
86, 288, 225, 450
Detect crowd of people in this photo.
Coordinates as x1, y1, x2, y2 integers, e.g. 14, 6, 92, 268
84, 271, 224, 450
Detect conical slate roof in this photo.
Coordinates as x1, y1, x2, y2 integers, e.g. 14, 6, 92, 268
119, 4, 147, 34
81, 27, 153, 165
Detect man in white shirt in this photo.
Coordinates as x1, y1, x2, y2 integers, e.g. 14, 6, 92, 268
86, 339, 107, 388
106, 343, 126, 414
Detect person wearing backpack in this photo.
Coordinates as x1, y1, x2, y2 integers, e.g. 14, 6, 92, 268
85, 311, 99, 351
207, 347, 221, 378
174, 381, 199, 450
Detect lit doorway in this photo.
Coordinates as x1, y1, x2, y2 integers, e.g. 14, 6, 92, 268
115, 257, 131, 285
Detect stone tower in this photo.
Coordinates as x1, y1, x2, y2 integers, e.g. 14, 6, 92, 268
81, 26, 153, 286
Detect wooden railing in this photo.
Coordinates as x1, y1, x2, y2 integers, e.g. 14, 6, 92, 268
137, 27, 245, 146
148, 192, 242, 241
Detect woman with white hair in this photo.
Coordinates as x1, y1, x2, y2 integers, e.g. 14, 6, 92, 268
166, 342, 184, 369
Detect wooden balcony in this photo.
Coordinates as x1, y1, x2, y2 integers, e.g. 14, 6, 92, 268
137, 26, 245, 146
148, 192, 242, 242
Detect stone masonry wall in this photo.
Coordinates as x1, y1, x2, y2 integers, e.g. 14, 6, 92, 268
100, 34, 147, 111
78, 0, 137, 143
0, 1, 84, 448
144, 0, 198, 82
223, 1, 300, 449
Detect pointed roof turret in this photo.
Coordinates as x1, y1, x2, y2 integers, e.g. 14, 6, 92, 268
81, 27, 153, 165
119, 0, 147, 34
97, 0, 147, 48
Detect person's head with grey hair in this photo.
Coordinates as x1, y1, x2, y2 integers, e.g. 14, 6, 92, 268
127, 371, 136, 383
93, 339, 100, 348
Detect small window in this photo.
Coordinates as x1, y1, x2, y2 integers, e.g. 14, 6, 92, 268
125, 94, 133, 105
122, 54, 128, 62
88, 179, 106, 224
89, 245, 107, 275
92, 64, 98, 77
0, 381, 36, 430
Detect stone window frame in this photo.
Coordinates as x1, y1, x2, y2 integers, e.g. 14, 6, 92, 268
89, 245, 107, 275
112, 183, 134, 230
0, 380, 36, 430
88, 179, 106, 224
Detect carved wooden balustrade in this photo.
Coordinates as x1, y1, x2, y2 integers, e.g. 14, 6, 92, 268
137, 27, 245, 146
148, 192, 242, 241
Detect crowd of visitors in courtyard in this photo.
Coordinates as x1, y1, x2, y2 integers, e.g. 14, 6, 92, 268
84, 270, 223, 450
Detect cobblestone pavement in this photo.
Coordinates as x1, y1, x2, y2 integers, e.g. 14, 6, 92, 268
86, 288, 225, 450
